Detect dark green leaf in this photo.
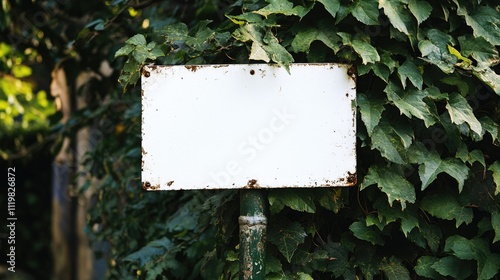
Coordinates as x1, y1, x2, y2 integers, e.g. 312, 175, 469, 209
317, 0, 340, 18
268, 189, 316, 213
268, 220, 307, 262
398, 59, 423, 90
458, 35, 499, 68
362, 165, 416, 208
431, 256, 474, 279
291, 24, 340, 54
371, 121, 412, 164
415, 256, 442, 279
421, 194, 473, 227
462, 6, 500, 45
480, 117, 499, 144
492, 213, 500, 243
357, 93, 386, 136
380, 257, 410, 280
385, 82, 436, 127
124, 237, 173, 266
338, 32, 379, 64
349, 220, 384, 245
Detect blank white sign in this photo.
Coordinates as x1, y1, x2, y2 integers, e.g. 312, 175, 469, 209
141, 64, 356, 190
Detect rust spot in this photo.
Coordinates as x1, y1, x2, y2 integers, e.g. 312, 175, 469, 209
185, 65, 198, 72
141, 147, 147, 155
246, 179, 259, 188
149, 65, 158, 70
142, 181, 151, 190
167, 180, 174, 187
142, 181, 160, 190
347, 172, 357, 185
142, 67, 150, 77
249, 69, 255, 75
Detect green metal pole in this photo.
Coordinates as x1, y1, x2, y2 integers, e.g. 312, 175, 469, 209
239, 188, 267, 280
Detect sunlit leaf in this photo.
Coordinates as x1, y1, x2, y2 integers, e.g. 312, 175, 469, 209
378, 0, 413, 35
489, 161, 500, 195
446, 93, 482, 136
351, 0, 380, 25
408, 0, 432, 26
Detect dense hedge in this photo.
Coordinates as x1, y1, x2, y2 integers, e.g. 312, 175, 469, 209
107, 0, 500, 279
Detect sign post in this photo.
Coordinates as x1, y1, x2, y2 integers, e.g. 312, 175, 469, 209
141, 64, 356, 279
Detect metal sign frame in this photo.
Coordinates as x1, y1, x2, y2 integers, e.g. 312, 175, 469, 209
141, 63, 356, 190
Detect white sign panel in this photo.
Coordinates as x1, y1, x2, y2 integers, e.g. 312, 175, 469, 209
142, 64, 356, 190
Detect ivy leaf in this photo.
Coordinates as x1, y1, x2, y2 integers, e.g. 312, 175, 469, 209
415, 256, 442, 279
408, 0, 432, 26
124, 237, 173, 266
378, 0, 413, 35
398, 59, 423, 90
431, 256, 475, 279
357, 93, 386, 136
385, 82, 436, 127
416, 149, 468, 192
489, 161, 500, 195
349, 220, 384, 245
268, 189, 316, 214
492, 213, 500, 243
291, 25, 340, 54
268, 220, 307, 262
115, 44, 135, 58
371, 120, 412, 164
351, 0, 380, 25
480, 117, 499, 144
157, 22, 189, 44
380, 257, 411, 280
126, 34, 147, 46
317, 188, 345, 213
444, 235, 500, 279
250, 41, 270, 62
458, 35, 499, 68
362, 165, 416, 209
254, 0, 310, 18
472, 67, 500, 95
421, 194, 473, 227
460, 6, 500, 46
234, 24, 294, 69
338, 32, 380, 64
446, 93, 482, 136
317, 0, 340, 18
418, 29, 456, 73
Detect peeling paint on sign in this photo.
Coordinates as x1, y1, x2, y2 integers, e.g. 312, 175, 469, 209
142, 63, 356, 190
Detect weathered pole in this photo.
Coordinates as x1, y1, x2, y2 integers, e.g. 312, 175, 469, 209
239, 188, 267, 280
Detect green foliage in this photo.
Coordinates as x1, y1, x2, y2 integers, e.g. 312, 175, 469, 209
3, 0, 496, 278
0, 42, 55, 158
106, 0, 500, 278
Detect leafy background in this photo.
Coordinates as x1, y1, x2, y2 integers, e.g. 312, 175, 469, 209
1, 0, 500, 279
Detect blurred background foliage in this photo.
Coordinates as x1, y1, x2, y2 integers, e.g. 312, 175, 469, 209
1, 0, 500, 279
